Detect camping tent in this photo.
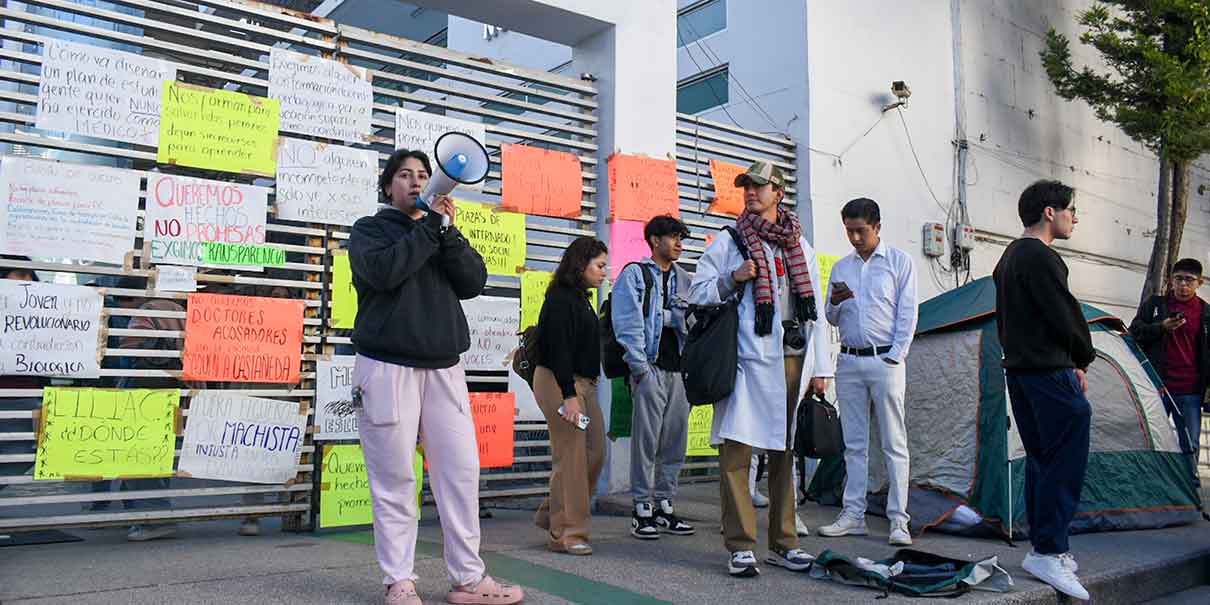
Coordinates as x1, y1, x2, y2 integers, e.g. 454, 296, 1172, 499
811, 277, 1201, 540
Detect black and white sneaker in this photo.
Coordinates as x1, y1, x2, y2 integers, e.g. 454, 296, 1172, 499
631, 502, 659, 540
765, 547, 814, 572
654, 500, 695, 535
728, 550, 761, 577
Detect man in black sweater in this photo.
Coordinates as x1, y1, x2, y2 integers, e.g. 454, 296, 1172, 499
993, 180, 1093, 602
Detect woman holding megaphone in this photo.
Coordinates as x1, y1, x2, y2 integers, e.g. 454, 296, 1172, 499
348, 149, 523, 605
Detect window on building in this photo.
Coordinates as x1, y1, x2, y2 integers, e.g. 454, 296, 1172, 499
677, 66, 729, 114
677, 0, 726, 46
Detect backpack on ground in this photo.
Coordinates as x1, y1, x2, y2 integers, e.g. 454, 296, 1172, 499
600, 262, 655, 379
809, 548, 1013, 597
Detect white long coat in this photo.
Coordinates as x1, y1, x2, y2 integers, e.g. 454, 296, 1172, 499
688, 229, 834, 451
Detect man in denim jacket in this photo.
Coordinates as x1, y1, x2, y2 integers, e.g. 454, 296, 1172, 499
611, 215, 696, 540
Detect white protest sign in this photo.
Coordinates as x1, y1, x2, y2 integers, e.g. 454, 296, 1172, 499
0, 280, 101, 378
395, 108, 487, 192
269, 49, 373, 142
0, 156, 140, 265
461, 296, 519, 372
35, 39, 175, 147
179, 392, 307, 484
144, 173, 270, 267
275, 139, 377, 226
508, 368, 544, 422
315, 355, 358, 441
155, 265, 197, 293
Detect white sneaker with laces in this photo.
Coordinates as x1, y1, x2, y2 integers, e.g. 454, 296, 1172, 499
795, 513, 810, 537
888, 521, 912, 546
728, 550, 760, 577
1022, 550, 1089, 601
751, 489, 770, 508
817, 512, 868, 537
1057, 552, 1079, 573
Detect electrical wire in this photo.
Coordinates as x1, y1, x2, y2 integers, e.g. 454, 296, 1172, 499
681, 20, 783, 132
897, 107, 950, 216
676, 28, 746, 130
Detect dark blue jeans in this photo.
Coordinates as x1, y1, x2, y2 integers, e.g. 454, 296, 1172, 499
1007, 369, 1091, 555
1171, 393, 1203, 485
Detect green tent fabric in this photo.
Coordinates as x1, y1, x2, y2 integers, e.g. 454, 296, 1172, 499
816, 277, 1200, 540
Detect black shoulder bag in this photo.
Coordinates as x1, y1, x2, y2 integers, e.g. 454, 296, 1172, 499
682, 227, 748, 406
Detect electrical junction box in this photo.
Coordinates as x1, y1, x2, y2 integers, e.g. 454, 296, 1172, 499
922, 222, 945, 257
955, 223, 976, 251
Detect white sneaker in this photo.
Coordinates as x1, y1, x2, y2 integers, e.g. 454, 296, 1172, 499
752, 489, 770, 508
817, 512, 868, 537
795, 514, 810, 537
1023, 551, 1089, 601
888, 521, 912, 546
1057, 551, 1079, 573
728, 550, 760, 577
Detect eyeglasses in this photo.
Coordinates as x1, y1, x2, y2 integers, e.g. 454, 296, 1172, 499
1172, 275, 1200, 284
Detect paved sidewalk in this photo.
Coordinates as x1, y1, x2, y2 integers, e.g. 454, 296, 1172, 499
2, 482, 1208, 604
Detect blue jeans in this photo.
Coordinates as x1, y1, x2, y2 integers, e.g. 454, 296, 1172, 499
1171, 393, 1203, 484
1007, 369, 1092, 555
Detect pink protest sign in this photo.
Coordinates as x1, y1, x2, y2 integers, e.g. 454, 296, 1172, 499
609, 220, 649, 281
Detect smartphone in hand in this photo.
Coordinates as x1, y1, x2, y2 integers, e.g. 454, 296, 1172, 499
557, 405, 590, 430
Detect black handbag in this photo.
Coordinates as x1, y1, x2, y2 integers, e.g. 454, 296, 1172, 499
682, 227, 747, 406
794, 393, 844, 459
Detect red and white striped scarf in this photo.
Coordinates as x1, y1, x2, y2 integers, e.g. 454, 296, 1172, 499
736, 208, 814, 312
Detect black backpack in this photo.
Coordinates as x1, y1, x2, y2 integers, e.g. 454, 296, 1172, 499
794, 393, 844, 459
511, 326, 540, 387
682, 227, 748, 406
600, 262, 655, 379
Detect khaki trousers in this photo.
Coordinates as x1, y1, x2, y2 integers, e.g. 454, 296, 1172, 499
532, 366, 606, 548
719, 355, 803, 553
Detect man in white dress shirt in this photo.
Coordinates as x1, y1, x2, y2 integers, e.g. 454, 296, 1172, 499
818, 198, 918, 546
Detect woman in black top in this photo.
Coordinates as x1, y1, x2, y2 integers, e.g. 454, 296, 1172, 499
532, 236, 608, 555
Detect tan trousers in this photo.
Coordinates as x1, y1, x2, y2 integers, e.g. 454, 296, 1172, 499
532, 366, 605, 548
719, 355, 804, 553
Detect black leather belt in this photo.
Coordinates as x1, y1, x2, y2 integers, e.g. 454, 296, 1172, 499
841, 345, 892, 357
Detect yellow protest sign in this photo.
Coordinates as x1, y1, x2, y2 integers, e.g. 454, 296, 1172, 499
158, 81, 280, 176
455, 200, 526, 276
35, 388, 179, 480
817, 253, 842, 302
330, 252, 357, 329
686, 405, 717, 457
520, 270, 596, 331
320, 444, 423, 528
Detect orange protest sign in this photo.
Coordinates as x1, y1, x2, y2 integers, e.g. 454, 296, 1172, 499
182, 293, 305, 384
708, 160, 747, 216
470, 392, 515, 468
608, 154, 680, 222
500, 144, 583, 219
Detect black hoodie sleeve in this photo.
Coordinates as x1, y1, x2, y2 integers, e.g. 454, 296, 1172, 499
1129, 296, 1165, 346
435, 226, 488, 300
348, 214, 440, 292
1027, 245, 1096, 369
537, 288, 581, 399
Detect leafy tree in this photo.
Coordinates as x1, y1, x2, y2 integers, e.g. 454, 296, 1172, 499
1041, 1, 1210, 303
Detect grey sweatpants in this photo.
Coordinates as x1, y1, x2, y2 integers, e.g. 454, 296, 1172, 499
629, 368, 690, 503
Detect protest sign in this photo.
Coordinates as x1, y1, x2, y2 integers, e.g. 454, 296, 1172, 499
608, 154, 679, 222
179, 392, 307, 484
181, 293, 304, 384
708, 160, 746, 216
155, 265, 197, 293
470, 392, 514, 468
35, 39, 175, 147
330, 252, 356, 329
396, 109, 486, 192
818, 253, 841, 302
686, 405, 717, 457
158, 81, 280, 176
144, 173, 270, 268
0, 156, 140, 265
202, 243, 285, 267
461, 296, 519, 372
608, 220, 648, 281
455, 200, 525, 276
275, 138, 377, 226
34, 388, 178, 480
520, 270, 595, 330
269, 49, 372, 142
500, 144, 582, 218
319, 444, 423, 528
0, 280, 101, 379
507, 368, 544, 422
315, 355, 358, 441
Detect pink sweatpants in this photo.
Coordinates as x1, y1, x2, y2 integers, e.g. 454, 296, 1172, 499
355, 355, 485, 587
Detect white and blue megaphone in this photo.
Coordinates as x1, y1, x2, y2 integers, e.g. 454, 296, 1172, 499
416, 131, 490, 227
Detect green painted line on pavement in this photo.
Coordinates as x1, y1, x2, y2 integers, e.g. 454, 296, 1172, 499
320, 531, 671, 605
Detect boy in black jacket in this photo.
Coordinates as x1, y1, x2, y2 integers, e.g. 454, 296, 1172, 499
992, 180, 1092, 601
1130, 258, 1209, 483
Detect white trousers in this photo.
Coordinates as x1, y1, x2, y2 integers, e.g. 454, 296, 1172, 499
355, 355, 485, 587
835, 354, 910, 524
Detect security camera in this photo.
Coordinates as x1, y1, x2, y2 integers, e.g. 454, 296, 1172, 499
891, 81, 911, 100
